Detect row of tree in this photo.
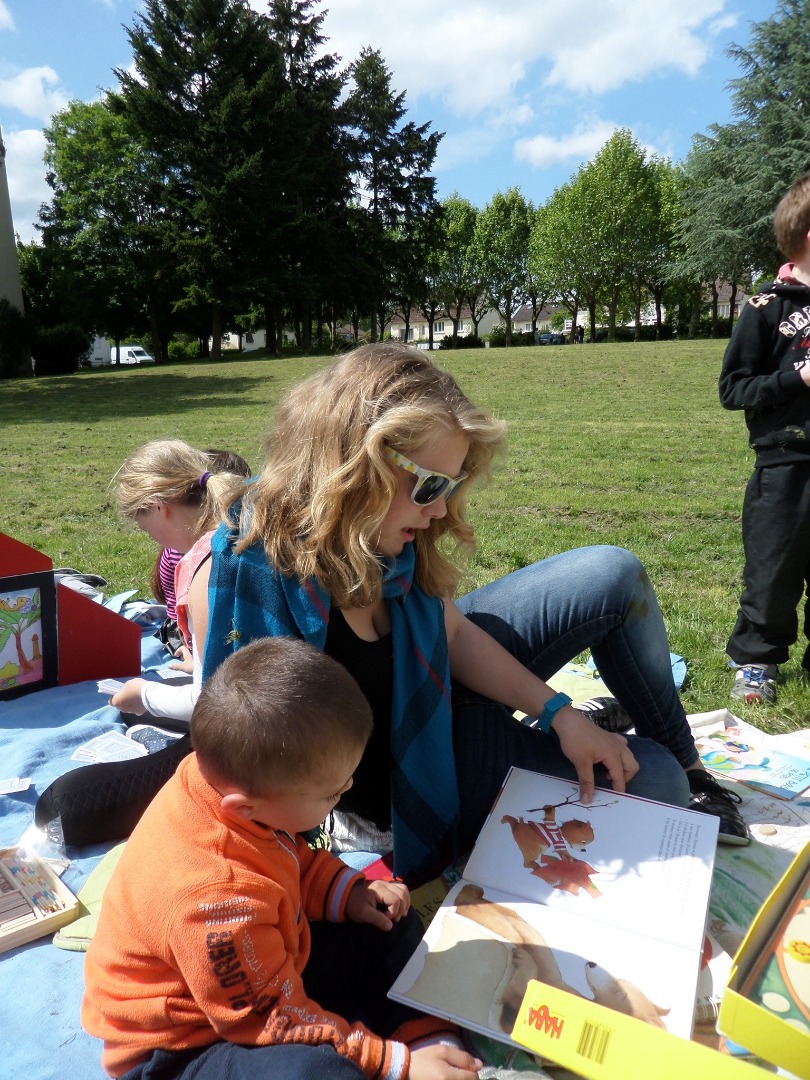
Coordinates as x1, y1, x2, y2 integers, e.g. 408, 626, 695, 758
12, 0, 810, 368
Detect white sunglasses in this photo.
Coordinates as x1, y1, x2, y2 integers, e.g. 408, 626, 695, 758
385, 448, 468, 505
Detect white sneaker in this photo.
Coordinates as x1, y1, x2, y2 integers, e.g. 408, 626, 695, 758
730, 664, 777, 704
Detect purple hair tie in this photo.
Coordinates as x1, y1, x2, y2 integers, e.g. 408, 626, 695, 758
198, 471, 212, 489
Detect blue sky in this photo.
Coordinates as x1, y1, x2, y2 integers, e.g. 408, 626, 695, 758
0, 0, 777, 244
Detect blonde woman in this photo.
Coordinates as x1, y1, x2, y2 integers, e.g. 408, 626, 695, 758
191, 344, 745, 883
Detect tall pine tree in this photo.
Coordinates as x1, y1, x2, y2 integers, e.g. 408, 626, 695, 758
344, 47, 442, 340
116, 0, 292, 358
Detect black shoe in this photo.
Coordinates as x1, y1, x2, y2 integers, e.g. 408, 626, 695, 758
687, 770, 750, 846
574, 696, 634, 733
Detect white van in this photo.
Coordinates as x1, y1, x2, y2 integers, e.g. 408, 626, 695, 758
110, 345, 155, 365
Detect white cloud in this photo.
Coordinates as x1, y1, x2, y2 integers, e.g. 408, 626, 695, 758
542, 2, 728, 94
317, 0, 734, 115
3, 128, 48, 243
514, 121, 621, 169
0, 66, 69, 122
0, 2, 14, 32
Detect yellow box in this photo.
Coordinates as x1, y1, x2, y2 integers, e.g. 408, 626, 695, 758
717, 841, 810, 1079
512, 981, 769, 1080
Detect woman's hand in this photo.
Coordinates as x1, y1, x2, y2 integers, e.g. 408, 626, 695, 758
110, 678, 148, 715
552, 705, 638, 803
345, 878, 410, 931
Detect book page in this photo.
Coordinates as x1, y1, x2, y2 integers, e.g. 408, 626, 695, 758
389, 878, 701, 1043
461, 769, 718, 950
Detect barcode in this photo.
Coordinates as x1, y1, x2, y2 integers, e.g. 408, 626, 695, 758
576, 1018, 611, 1064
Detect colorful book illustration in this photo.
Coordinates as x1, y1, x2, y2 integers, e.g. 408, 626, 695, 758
744, 865, 810, 1033
389, 768, 719, 1046
694, 726, 810, 800
719, 842, 810, 1078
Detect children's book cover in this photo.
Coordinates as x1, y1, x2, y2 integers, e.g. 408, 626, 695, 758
694, 727, 810, 800
389, 768, 719, 1045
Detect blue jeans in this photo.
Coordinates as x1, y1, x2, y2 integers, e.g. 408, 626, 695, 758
120, 1044, 364, 1080
453, 546, 695, 853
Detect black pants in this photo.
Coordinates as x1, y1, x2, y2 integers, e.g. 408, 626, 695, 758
35, 735, 193, 845
727, 461, 810, 668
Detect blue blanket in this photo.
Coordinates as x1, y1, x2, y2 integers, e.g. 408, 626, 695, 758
0, 632, 797, 1078
0, 633, 167, 1079
0, 633, 380, 1079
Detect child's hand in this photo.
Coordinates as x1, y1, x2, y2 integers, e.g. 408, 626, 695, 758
408, 1044, 482, 1080
169, 645, 193, 673
345, 878, 410, 930
110, 678, 148, 715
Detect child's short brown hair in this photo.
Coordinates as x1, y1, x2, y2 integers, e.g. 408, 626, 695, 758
191, 637, 373, 795
774, 171, 810, 260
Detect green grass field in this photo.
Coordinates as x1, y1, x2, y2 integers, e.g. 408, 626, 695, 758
3, 340, 807, 731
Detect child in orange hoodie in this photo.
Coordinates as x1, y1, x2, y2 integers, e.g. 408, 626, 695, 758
82, 637, 481, 1080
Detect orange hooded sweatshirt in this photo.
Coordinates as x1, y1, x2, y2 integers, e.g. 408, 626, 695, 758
82, 754, 445, 1078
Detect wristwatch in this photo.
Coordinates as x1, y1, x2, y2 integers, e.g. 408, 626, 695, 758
535, 691, 573, 733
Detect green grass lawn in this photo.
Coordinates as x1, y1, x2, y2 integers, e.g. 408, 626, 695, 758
3, 340, 807, 731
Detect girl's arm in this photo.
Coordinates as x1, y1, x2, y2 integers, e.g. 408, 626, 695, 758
186, 555, 211, 666
443, 597, 638, 804
110, 559, 212, 722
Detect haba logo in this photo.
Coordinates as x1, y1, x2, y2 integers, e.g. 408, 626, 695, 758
779, 305, 810, 337
527, 1003, 564, 1039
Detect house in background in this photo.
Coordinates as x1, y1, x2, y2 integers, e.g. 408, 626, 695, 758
389, 305, 502, 347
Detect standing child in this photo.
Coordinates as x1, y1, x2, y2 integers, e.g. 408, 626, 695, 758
82, 637, 481, 1080
720, 171, 810, 704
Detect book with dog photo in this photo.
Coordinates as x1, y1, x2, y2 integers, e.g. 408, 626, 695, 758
389, 767, 719, 1046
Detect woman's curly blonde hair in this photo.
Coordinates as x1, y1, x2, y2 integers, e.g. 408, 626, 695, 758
233, 343, 506, 606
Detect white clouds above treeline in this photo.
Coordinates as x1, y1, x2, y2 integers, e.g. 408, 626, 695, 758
0, 66, 68, 120
3, 0, 749, 242
316, 0, 740, 181
318, 0, 732, 103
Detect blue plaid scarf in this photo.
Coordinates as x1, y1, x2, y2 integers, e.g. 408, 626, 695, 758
202, 522, 458, 882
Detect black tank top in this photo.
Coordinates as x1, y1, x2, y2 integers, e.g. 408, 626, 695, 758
324, 608, 394, 830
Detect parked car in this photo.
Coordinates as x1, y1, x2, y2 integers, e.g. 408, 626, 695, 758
110, 345, 155, 365
538, 331, 566, 345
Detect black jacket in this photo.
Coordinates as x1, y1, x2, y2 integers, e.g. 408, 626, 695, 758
719, 269, 810, 465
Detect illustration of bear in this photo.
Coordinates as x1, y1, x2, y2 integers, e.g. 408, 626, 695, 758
502, 805, 601, 898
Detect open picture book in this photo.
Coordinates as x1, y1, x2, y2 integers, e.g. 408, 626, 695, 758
389, 768, 720, 1046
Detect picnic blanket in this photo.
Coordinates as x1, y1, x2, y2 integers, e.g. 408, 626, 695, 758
2, 638, 809, 1080
0, 632, 167, 1079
